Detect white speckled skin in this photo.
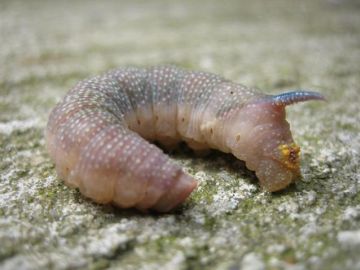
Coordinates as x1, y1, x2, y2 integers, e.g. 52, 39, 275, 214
46, 66, 320, 212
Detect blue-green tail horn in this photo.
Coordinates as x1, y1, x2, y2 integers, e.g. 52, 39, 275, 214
272, 90, 325, 106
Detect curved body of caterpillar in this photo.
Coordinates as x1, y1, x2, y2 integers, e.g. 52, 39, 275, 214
46, 66, 324, 212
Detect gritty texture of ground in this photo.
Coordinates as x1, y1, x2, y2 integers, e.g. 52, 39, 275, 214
0, 0, 359, 269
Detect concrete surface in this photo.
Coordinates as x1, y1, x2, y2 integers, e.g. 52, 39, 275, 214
0, 0, 359, 269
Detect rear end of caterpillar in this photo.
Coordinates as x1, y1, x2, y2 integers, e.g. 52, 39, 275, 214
219, 95, 307, 192
46, 66, 324, 212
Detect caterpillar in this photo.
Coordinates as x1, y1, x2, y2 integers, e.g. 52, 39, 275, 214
46, 66, 324, 212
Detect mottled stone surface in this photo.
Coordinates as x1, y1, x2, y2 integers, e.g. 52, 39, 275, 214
0, 0, 359, 269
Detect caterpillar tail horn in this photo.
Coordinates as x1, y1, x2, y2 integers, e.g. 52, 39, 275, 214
271, 90, 325, 106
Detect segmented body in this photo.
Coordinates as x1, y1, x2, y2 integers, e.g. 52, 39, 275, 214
46, 66, 323, 212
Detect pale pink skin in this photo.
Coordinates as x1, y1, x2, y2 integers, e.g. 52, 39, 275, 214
46, 67, 315, 212
46, 100, 298, 212
46, 104, 198, 212
220, 102, 300, 191
173, 101, 300, 192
